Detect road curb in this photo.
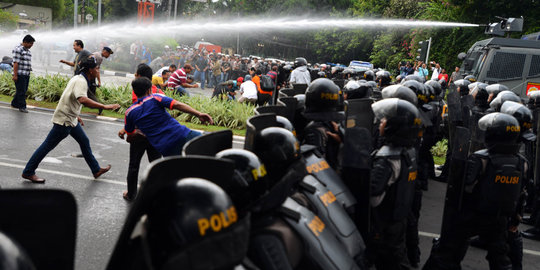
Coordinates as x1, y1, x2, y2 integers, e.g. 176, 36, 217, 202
0, 102, 246, 139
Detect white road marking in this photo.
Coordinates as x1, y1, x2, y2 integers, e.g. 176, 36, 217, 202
0, 105, 124, 126
419, 231, 540, 257
0, 161, 124, 186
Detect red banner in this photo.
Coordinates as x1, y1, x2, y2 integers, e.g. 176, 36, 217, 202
527, 82, 540, 96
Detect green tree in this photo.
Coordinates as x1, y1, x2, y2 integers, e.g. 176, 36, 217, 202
0, 8, 18, 32
9, 0, 65, 22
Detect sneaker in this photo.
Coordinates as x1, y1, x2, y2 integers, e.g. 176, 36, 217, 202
19, 108, 28, 113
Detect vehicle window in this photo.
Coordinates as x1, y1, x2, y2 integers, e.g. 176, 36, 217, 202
486, 52, 526, 81
462, 50, 485, 76
528, 55, 540, 78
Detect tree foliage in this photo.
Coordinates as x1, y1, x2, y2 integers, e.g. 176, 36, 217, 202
0, 8, 18, 32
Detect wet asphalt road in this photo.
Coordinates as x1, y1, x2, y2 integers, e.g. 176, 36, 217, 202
1, 103, 540, 269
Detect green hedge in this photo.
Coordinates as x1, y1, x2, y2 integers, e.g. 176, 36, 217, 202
0, 72, 253, 130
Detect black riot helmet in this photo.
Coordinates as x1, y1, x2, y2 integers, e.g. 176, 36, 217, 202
471, 83, 489, 108
216, 149, 269, 210
364, 70, 375, 81
500, 101, 534, 138
454, 79, 471, 96
423, 83, 436, 102
381, 85, 418, 106
401, 80, 427, 105
403, 74, 425, 83
376, 70, 391, 87
486, 84, 509, 102
144, 178, 249, 270
372, 98, 422, 147
464, 75, 477, 83
252, 127, 300, 181
294, 57, 307, 68
489, 90, 521, 112
528, 91, 540, 109
303, 78, 345, 121
425, 80, 442, 99
343, 81, 372, 100
276, 115, 294, 133
0, 231, 36, 270
478, 113, 520, 153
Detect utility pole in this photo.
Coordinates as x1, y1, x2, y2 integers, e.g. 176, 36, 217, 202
74, 0, 78, 28
174, 0, 178, 20
168, 0, 173, 21
98, 0, 102, 27
426, 37, 432, 64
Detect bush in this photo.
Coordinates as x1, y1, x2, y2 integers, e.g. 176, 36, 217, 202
0, 72, 253, 130
431, 139, 448, 157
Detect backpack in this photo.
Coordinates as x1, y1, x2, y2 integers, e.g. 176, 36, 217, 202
260, 74, 275, 91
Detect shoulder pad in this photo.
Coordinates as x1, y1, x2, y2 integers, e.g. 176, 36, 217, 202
473, 149, 489, 158
375, 145, 403, 157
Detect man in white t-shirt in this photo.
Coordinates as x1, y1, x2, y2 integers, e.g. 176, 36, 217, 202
21, 58, 121, 183
238, 75, 258, 104
430, 62, 442, 81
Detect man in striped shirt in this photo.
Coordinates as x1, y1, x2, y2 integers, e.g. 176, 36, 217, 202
11, 35, 34, 113
167, 64, 198, 96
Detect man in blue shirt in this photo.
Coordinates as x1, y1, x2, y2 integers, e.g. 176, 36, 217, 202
124, 77, 213, 157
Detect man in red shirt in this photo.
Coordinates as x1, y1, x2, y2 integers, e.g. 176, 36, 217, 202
167, 64, 199, 96
438, 68, 449, 83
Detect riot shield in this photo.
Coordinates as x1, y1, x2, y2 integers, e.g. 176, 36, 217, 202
244, 114, 278, 151
254, 105, 289, 118
460, 95, 474, 129
535, 110, 540, 193
302, 146, 357, 209
468, 111, 486, 154
107, 156, 236, 270
277, 97, 297, 124
298, 175, 366, 263
439, 127, 471, 237
182, 130, 233, 156
280, 197, 361, 270
292, 83, 308, 93
447, 90, 462, 124
0, 189, 77, 270
332, 79, 346, 89
343, 99, 375, 131
418, 109, 433, 129
278, 88, 295, 98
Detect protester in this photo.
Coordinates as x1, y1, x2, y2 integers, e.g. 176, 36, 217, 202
194, 54, 208, 89
449, 66, 460, 84
60, 39, 91, 75
0, 56, 13, 73
118, 64, 163, 201
238, 75, 257, 104
21, 57, 120, 183
438, 68, 449, 82
124, 77, 213, 157
11, 35, 35, 113
89, 47, 114, 87
152, 70, 170, 89
168, 64, 199, 96
430, 61, 442, 81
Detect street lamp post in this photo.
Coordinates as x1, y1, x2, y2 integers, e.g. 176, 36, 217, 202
98, 0, 101, 27
74, 0, 78, 28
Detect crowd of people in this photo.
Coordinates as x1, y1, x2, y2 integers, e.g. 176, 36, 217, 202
4, 34, 540, 270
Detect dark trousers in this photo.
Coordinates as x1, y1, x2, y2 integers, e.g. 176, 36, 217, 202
23, 123, 100, 176
423, 211, 511, 270
406, 188, 423, 265
126, 138, 161, 199
368, 218, 409, 270
161, 130, 202, 157
11, 74, 30, 109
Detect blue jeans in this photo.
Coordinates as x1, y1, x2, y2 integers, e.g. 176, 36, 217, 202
220, 72, 228, 82
11, 74, 30, 109
174, 86, 190, 97
194, 70, 205, 88
161, 130, 202, 157
23, 123, 101, 176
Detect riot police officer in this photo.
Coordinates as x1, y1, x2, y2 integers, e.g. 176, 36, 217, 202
424, 113, 528, 270
369, 98, 420, 269
0, 231, 36, 270
302, 78, 345, 169
376, 70, 392, 88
